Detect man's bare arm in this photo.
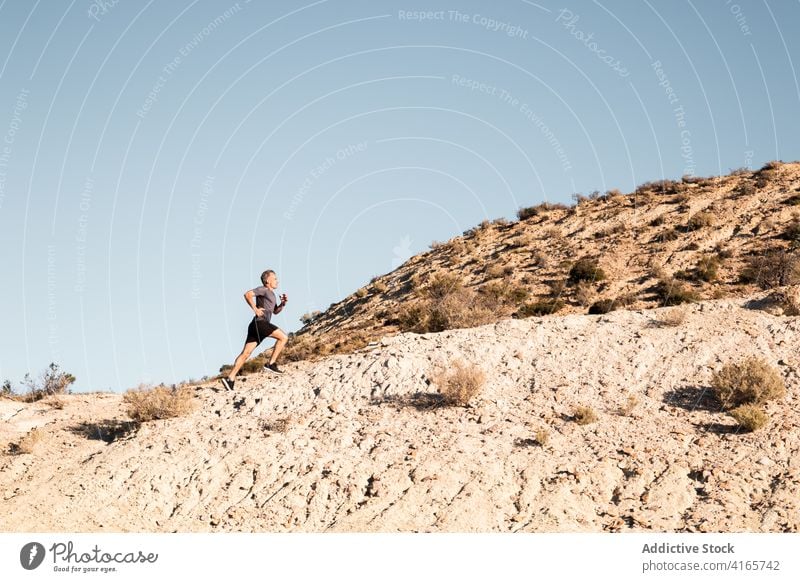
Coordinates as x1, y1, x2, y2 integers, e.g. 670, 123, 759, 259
244, 290, 264, 317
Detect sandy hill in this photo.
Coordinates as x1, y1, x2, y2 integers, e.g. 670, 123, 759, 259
1, 296, 799, 532
3, 163, 800, 533
272, 161, 800, 365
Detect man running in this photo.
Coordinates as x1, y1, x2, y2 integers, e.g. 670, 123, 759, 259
220, 270, 288, 391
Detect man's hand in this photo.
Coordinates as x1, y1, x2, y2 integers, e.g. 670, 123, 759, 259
280, 293, 288, 303
254, 307, 265, 317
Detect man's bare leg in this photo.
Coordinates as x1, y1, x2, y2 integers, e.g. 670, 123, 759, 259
267, 329, 288, 365
228, 341, 258, 380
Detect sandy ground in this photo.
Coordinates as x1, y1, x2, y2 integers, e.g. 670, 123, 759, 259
1, 297, 798, 532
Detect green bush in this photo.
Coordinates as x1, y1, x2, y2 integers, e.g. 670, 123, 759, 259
568, 259, 606, 285
517, 299, 565, 317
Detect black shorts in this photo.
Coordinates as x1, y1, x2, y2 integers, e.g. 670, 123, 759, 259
246, 318, 279, 345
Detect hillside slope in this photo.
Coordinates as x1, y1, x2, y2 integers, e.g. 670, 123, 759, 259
275, 162, 800, 364
2, 296, 798, 532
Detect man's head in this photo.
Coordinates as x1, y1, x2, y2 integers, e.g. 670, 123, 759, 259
261, 270, 278, 289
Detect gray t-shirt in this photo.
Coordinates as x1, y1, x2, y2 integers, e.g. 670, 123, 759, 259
252, 286, 277, 323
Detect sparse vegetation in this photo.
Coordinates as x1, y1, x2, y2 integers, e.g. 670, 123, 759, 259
656, 307, 687, 327
19, 363, 75, 402
573, 406, 598, 425
766, 287, 800, 315
710, 357, 786, 410
740, 249, 800, 289
677, 255, 721, 283
568, 258, 606, 285
736, 182, 756, 197
659, 227, 680, 242
654, 274, 700, 306
534, 428, 549, 446
686, 211, 715, 231
355, 287, 368, 298
636, 179, 680, 195
9, 428, 44, 455
397, 273, 493, 333
620, 394, 639, 416
574, 281, 595, 307
485, 263, 513, 279
430, 360, 485, 407
482, 279, 529, 305
261, 416, 293, 433
517, 299, 565, 317
588, 298, 617, 314
517, 202, 568, 220
781, 218, 800, 244
123, 384, 195, 422
729, 404, 769, 432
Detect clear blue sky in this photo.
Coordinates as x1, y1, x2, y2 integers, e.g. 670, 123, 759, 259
1, 0, 798, 392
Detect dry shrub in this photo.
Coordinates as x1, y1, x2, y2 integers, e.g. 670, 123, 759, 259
686, 211, 715, 230
485, 263, 513, 279
695, 255, 721, 282
588, 293, 635, 314
740, 249, 800, 289
123, 385, 194, 422
574, 281, 596, 307
20, 363, 76, 402
659, 227, 680, 242
331, 331, 370, 353
534, 428, 549, 446
710, 357, 786, 410
544, 226, 562, 239
654, 275, 700, 306
482, 280, 529, 304
398, 274, 493, 333
355, 287, 368, 298
42, 396, 65, 410
9, 428, 44, 455
372, 280, 388, 293
766, 286, 800, 315
620, 394, 639, 416
636, 179, 680, 195
261, 416, 293, 433
573, 406, 598, 425
276, 333, 329, 363
517, 202, 568, 220
737, 182, 756, 197
588, 298, 616, 314
431, 360, 485, 407
531, 251, 548, 268
729, 404, 768, 432
782, 219, 800, 244
509, 232, 535, 249
657, 307, 687, 327
517, 298, 565, 317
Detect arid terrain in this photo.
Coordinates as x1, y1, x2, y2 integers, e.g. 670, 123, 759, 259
2, 163, 799, 532
1, 295, 799, 532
